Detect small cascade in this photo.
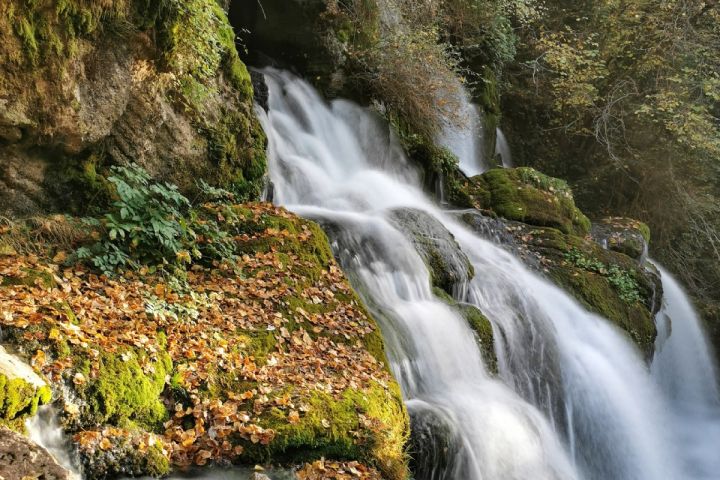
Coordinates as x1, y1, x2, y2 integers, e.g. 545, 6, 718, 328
436, 81, 486, 177
26, 406, 82, 479
495, 127, 512, 168
651, 263, 720, 479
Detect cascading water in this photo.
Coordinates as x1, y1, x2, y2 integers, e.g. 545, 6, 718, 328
436, 82, 486, 177
259, 69, 720, 480
26, 406, 83, 479
651, 264, 720, 479
260, 68, 579, 480
454, 238, 678, 480
495, 128, 512, 168
261, 68, 579, 479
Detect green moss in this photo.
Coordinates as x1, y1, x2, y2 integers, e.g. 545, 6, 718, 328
144, 442, 171, 476
513, 225, 658, 355
248, 381, 409, 480
1, 267, 56, 288
431, 287, 497, 373
469, 168, 591, 236
394, 124, 474, 208
459, 305, 496, 374
0, 374, 51, 430
549, 266, 655, 354
82, 349, 171, 430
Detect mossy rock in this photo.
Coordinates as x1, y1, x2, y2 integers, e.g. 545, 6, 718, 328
389, 208, 474, 295
0, 0, 267, 216
467, 167, 591, 236
77, 348, 171, 431
505, 225, 660, 356
0, 347, 52, 430
591, 217, 650, 260
245, 381, 408, 480
78, 429, 171, 479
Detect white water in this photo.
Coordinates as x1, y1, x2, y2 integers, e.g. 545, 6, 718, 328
651, 264, 720, 479
261, 68, 578, 480
260, 69, 720, 480
436, 83, 487, 177
26, 406, 82, 479
495, 127, 512, 168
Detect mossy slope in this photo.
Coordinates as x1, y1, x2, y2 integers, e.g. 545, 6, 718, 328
0, 0, 266, 215
0, 204, 409, 479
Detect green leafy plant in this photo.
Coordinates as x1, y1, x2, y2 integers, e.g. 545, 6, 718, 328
565, 248, 641, 303
75, 164, 236, 275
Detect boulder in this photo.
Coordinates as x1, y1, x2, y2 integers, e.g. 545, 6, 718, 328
0, 426, 71, 480
466, 167, 591, 236
592, 217, 650, 261
389, 208, 474, 295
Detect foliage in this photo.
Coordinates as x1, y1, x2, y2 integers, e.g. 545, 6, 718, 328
74, 164, 234, 275
502, 0, 720, 326
564, 248, 642, 304
440, 0, 543, 72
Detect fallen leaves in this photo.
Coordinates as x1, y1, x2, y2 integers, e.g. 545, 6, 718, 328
297, 459, 383, 480
0, 203, 396, 471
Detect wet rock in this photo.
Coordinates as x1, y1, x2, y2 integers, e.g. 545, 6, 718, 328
591, 217, 650, 261
0, 426, 71, 480
389, 208, 474, 295
251, 70, 270, 112
408, 402, 464, 480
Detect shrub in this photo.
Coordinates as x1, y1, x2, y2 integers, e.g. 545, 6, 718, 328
75, 164, 234, 275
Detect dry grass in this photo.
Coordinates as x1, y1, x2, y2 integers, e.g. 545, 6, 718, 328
0, 215, 89, 256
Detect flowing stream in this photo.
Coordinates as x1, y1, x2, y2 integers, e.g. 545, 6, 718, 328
259, 69, 720, 480
650, 264, 720, 479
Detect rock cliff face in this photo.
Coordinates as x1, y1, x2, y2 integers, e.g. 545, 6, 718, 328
0, 0, 266, 216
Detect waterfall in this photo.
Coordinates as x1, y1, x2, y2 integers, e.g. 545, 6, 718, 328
495, 127, 512, 168
650, 263, 720, 479
261, 68, 579, 480
258, 69, 720, 480
436, 82, 486, 177
26, 406, 82, 479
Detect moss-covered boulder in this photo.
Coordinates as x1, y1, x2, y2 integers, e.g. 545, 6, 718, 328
0, 203, 409, 480
0, 346, 52, 430
0, 0, 266, 216
466, 167, 591, 236
495, 223, 661, 357
592, 217, 650, 260
389, 208, 474, 295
